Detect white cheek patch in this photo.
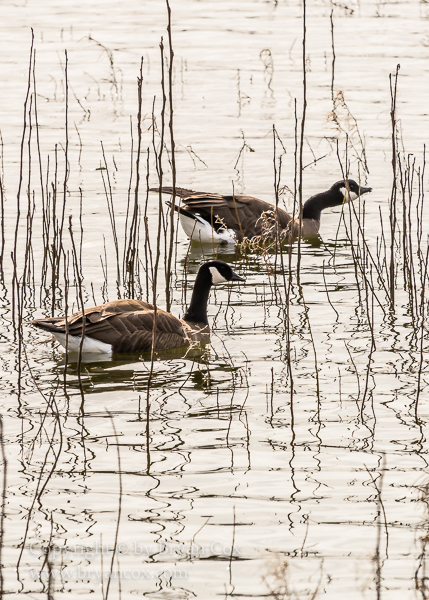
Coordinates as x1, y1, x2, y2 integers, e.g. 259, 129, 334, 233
339, 187, 359, 203
209, 266, 228, 284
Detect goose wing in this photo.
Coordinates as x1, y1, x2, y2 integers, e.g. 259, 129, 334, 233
153, 186, 292, 240
31, 299, 191, 353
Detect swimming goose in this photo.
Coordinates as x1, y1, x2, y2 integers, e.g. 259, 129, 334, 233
152, 180, 372, 244
30, 261, 245, 355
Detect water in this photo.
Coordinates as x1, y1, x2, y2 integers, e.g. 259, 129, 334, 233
1, 0, 429, 598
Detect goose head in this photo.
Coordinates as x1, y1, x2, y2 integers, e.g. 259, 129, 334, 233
183, 260, 245, 325
205, 260, 246, 284
331, 179, 373, 206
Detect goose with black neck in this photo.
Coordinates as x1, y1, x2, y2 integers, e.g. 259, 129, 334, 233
30, 261, 245, 355
152, 179, 372, 244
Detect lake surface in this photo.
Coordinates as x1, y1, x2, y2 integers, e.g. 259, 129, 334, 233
1, 0, 429, 598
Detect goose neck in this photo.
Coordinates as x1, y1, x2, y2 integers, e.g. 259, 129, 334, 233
183, 267, 212, 325
302, 196, 324, 221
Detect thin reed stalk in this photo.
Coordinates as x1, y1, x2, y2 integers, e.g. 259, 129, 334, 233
330, 9, 335, 104
296, 0, 307, 278
124, 58, 144, 297
68, 216, 85, 401
165, 0, 177, 313
12, 31, 34, 332
414, 243, 429, 422
62, 248, 70, 389
15, 381, 62, 578
388, 65, 400, 308
0, 415, 7, 598
100, 141, 121, 293
105, 413, 123, 600
0, 133, 4, 276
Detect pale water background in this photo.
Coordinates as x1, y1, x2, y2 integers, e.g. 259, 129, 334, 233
1, 0, 429, 598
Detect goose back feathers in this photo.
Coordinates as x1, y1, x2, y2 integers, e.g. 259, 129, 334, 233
31, 261, 245, 355
152, 180, 372, 244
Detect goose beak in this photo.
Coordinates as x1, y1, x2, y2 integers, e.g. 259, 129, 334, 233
359, 186, 372, 195
230, 271, 245, 282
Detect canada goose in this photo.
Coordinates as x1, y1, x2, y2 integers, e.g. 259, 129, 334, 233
30, 261, 245, 355
152, 180, 372, 244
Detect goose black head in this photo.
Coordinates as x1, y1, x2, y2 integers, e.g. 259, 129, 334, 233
303, 179, 373, 221
184, 260, 245, 325
331, 179, 372, 205
204, 260, 245, 285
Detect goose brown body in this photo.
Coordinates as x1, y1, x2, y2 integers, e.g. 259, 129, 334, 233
30, 261, 244, 354
154, 187, 291, 241
31, 299, 209, 353
153, 180, 372, 243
